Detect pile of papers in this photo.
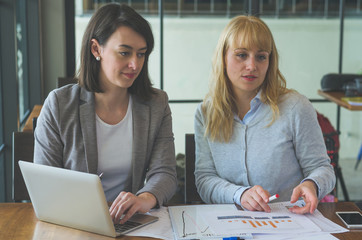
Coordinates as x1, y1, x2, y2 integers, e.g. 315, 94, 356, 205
126, 201, 348, 240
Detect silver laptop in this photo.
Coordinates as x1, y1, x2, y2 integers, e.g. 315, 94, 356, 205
18, 161, 158, 237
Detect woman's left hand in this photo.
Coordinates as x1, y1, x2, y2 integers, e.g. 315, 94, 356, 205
289, 180, 318, 214
109, 192, 157, 224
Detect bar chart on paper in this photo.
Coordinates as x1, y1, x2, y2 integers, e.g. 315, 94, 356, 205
217, 214, 300, 230
205, 210, 321, 234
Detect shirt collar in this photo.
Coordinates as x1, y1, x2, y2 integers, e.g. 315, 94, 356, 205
233, 90, 263, 122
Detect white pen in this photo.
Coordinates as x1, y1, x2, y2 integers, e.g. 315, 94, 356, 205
268, 194, 279, 202
98, 172, 104, 179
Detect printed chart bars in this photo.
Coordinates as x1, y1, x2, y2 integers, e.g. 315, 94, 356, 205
216, 215, 301, 230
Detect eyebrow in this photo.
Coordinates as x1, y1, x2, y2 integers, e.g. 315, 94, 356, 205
234, 48, 247, 51
233, 48, 268, 53
119, 44, 147, 51
234, 48, 269, 53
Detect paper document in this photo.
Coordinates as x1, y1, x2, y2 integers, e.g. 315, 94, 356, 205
204, 203, 320, 234
252, 232, 339, 240
126, 206, 174, 240
268, 200, 348, 234
168, 204, 253, 240
130, 201, 348, 240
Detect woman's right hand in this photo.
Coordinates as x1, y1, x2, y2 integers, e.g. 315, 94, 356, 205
240, 185, 271, 212
109, 192, 157, 224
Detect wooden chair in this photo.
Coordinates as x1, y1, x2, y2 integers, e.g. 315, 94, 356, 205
12, 131, 34, 202
184, 134, 203, 204
57, 77, 77, 88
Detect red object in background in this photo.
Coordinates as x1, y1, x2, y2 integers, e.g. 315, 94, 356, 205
317, 112, 340, 166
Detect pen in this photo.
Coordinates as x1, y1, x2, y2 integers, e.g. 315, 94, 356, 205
98, 172, 104, 179
268, 194, 279, 202
223, 237, 245, 240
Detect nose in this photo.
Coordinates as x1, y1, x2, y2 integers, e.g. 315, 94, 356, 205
246, 57, 257, 71
128, 57, 137, 71
128, 54, 142, 71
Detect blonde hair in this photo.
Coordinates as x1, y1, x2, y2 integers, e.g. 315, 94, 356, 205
203, 15, 290, 142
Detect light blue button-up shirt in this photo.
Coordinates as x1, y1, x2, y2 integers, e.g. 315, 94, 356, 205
195, 91, 335, 207
232, 91, 262, 206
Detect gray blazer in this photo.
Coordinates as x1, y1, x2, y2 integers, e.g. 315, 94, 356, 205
34, 84, 177, 206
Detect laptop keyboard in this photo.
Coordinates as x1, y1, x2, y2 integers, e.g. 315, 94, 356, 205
114, 221, 142, 233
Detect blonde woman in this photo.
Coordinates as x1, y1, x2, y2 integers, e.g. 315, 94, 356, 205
194, 15, 335, 214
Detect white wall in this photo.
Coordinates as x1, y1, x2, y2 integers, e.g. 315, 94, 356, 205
75, 17, 362, 159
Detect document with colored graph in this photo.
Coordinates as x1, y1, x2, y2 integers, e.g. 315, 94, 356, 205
203, 208, 321, 234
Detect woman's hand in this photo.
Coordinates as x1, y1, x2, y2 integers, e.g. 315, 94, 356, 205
240, 185, 271, 212
289, 180, 318, 214
109, 192, 157, 224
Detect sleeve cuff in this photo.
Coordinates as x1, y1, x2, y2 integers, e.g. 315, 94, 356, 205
233, 186, 251, 207
301, 178, 321, 199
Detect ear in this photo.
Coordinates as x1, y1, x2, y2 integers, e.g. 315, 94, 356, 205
90, 39, 101, 59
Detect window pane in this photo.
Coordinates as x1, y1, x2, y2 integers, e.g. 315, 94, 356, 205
264, 18, 339, 99
0, 54, 4, 202
16, 0, 30, 124
163, 17, 222, 100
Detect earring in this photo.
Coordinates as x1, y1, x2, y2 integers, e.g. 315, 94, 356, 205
96, 56, 100, 61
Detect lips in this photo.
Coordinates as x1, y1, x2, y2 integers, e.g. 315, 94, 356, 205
242, 75, 257, 81
123, 73, 137, 79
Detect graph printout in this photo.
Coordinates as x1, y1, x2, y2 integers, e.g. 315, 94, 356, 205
168, 205, 253, 240
204, 210, 321, 234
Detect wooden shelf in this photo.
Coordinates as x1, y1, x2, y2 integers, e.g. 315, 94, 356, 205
318, 90, 362, 111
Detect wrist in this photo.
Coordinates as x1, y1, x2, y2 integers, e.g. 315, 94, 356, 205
138, 192, 157, 210
304, 180, 318, 196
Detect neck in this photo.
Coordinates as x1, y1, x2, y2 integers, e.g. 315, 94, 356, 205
95, 88, 129, 111
95, 89, 130, 125
234, 91, 257, 120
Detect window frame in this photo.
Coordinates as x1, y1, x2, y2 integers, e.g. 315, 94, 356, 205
0, 0, 42, 202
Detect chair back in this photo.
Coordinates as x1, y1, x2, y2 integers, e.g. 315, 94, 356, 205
184, 134, 203, 204
12, 131, 34, 201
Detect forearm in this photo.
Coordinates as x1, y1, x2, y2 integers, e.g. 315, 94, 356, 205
138, 171, 177, 207
195, 171, 242, 204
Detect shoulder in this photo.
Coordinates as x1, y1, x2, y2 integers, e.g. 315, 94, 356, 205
194, 102, 206, 126
48, 84, 94, 104
278, 91, 317, 121
43, 84, 92, 115
150, 88, 169, 102
133, 88, 169, 106
195, 102, 204, 117
279, 91, 313, 112
131, 88, 171, 120
47, 84, 82, 103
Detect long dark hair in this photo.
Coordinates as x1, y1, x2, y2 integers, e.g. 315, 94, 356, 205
77, 3, 155, 100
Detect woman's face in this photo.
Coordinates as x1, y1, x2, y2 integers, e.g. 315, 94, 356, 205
96, 26, 147, 91
225, 44, 269, 98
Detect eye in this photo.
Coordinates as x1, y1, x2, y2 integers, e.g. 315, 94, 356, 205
257, 54, 268, 61
119, 52, 129, 56
236, 53, 247, 59
137, 52, 146, 58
